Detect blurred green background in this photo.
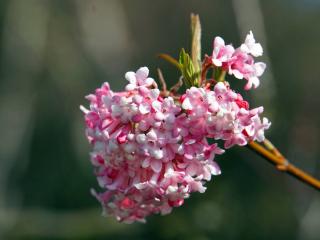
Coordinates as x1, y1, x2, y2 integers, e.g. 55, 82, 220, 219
0, 0, 320, 239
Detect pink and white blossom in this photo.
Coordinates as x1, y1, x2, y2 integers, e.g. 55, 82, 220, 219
81, 28, 271, 223
210, 31, 266, 90
81, 67, 226, 223
180, 82, 271, 148
211, 36, 235, 67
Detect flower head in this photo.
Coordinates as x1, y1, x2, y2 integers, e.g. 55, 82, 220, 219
81, 31, 270, 224
181, 82, 271, 149
81, 67, 224, 223
210, 31, 266, 90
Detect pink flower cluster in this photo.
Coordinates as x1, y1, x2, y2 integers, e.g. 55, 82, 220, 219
211, 31, 266, 90
81, 66, 270, 223
181, 83, 271, 148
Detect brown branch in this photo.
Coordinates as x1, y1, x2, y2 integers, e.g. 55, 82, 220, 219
157, 68, 168, 95
201, 55, 213, 86
247, 139, 320, 190
169, 77, 183, 95
263, 139, 283, 158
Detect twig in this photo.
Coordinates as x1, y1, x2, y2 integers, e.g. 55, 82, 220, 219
169, 77, 183, 94
157, 68, 167, 93
247, 140, 320, 190
263, 139, 283, 158
201, 55, 213, 86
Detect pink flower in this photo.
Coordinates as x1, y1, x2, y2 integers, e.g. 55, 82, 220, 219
181, 82, 271, 149
81, 67, 223, 223
228, 49, 266, 90
211, 36, 235, 68
81, 30, 272, 224
210, 31, 266, 90
125, 67, 157, 91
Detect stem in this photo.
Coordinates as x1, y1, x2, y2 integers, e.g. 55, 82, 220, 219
201, 56, 212, 85
157, 68, 168, 97
247, 139, 320, 190
217, 70, 226, 82
169, 77, 183, 94
263, 139, 283, 158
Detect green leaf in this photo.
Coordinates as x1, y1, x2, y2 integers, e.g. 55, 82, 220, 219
179, 48, 200, 87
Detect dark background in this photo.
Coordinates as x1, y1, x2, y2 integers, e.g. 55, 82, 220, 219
0, 0, 319, 239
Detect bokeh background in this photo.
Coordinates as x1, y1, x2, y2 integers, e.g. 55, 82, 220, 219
0, 0, 320, 239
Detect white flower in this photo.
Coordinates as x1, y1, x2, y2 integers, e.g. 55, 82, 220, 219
241, 31, 263, 57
